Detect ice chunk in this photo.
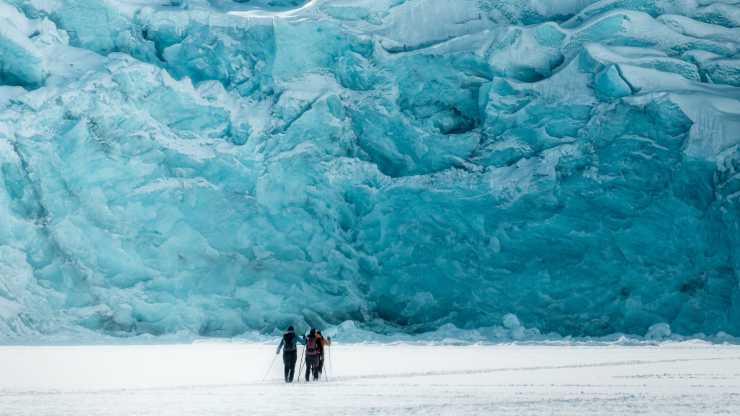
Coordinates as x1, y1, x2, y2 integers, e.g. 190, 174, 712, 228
583, 44, 702, 81
702, 58, 740, 86
0, 85, 25, 108
487, 24, 566, 81
658, 14, 740, 44
0, 16, 47, 87
693, 2, 740, 28
645, 322, 672, 340
594, 64, 633, 99
374, 0, 489, 53
502, 313, 521, 330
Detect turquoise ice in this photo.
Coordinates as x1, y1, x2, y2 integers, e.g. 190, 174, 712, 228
0, 0, 738, 340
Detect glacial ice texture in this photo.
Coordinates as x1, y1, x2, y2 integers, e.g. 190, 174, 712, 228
0, 0, 739, 340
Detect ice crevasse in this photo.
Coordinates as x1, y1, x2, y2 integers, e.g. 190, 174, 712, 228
0, 0, 739, 340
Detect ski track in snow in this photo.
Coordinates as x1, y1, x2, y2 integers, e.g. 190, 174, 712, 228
1, 343, 739, 415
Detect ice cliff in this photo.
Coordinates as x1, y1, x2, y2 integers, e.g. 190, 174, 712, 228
0, 0, 739, 340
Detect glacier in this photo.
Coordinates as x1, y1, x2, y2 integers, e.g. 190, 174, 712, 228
0, 0, 738, 341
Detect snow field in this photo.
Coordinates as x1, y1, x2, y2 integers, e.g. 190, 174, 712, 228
1, 342, 739, 415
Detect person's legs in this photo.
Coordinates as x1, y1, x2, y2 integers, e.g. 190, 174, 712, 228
306, 355, 319, 381
314, 355, 322, 380
283, 351, 297, 383
283, 352, 290, 382
305, 356, 311, 381
312, 361, 320, 380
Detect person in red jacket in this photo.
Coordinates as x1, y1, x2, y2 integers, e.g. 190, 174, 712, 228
304, 328, 322, 381
316, 330, 331, 379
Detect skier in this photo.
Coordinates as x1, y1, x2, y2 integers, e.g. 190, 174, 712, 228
276, 326, 305, 383
316, 330, 331, 379
304, 328, 322, 381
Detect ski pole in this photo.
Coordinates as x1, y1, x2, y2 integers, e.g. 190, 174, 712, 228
323, 351, 329, 382
325, 345, 331, 381
262, 352, 279, 382
296, 343, 306, 383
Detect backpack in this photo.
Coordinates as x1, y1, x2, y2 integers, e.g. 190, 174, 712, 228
306, 336, 320, 355
283, 332, 297, 352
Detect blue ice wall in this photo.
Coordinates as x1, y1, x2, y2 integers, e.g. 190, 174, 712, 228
0, 0, 739, 339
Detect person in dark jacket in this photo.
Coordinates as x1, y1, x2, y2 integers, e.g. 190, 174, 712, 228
316, 330, 331, 379
304, 328, 322, 381
276, 326, 305, 383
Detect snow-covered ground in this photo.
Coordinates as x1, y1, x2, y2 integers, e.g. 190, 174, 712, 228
1, 343, 739, 415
